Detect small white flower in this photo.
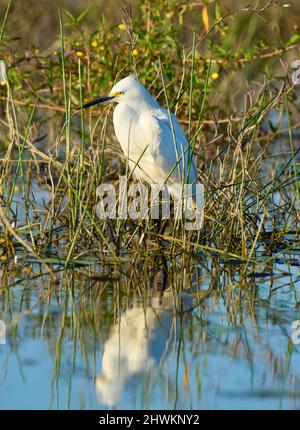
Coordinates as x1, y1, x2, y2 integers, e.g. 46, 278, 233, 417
0, 60, 8, 86
14, 255, 18, 265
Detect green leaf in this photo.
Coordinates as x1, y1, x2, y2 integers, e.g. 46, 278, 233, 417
77, 6, 91, 24
287, 34, 300, 46
64, 9, 75, 25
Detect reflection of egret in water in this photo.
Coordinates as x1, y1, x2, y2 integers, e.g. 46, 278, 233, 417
96, 264, 193, 407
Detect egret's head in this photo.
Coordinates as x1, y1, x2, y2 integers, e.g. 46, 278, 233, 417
79, 75, 144, 110
109, 75, 143, 103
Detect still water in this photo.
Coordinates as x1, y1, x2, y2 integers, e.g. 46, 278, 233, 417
0, 252, 299, 410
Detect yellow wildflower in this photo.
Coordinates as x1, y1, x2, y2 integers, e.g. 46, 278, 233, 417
91, 40, 98, 48
99, 45, 105, 51
118, 23, 126, 31
211, 72, 219, 80
132, 49, 139, 57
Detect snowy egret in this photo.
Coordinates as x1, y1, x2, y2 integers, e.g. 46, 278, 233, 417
81, 75, 203, 221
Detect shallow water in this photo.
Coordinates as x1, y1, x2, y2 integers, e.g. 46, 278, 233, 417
0, 252, 299, 410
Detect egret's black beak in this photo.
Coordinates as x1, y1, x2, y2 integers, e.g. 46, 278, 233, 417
76, 95, 115, 111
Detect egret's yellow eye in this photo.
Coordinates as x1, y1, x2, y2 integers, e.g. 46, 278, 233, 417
110, 91, 124, 97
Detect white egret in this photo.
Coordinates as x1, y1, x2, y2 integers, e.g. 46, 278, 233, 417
81, 75, 203, 221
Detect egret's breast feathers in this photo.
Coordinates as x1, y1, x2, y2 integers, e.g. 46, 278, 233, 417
113, 103, 159, 182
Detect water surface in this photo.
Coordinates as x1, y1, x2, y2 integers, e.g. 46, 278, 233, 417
0, 252, 299, 410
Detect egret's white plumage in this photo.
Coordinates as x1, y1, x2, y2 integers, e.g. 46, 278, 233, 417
83, 75, 202, 214
110, 76, 198, 192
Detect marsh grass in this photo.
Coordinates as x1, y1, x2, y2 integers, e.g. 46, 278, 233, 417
0, 0, 299, 294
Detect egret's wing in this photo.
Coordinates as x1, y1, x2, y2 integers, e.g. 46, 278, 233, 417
142, 109, 198, 185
